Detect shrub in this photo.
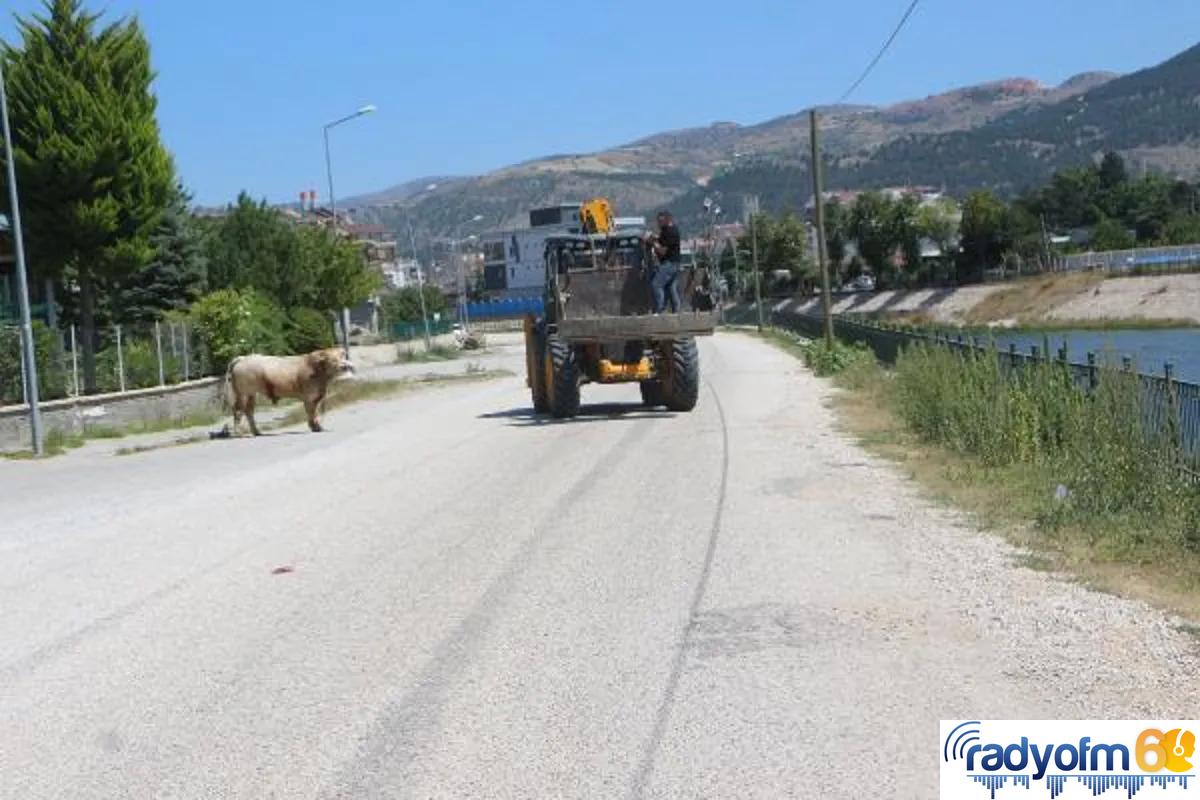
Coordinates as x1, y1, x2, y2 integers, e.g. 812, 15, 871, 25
891, 341, 1200, 550
0, 321, 69, 404
286, 307, 335, 353
381, 285, 447, 326
190, 289, 287, 370
95, 337, 163, 392
800, 338, 874, 377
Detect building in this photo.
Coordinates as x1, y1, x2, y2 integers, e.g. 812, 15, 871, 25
0, 231, 14, 321
480, 204, 590, 298
804, 186, 946, 217
381, 258, 422, 290
345, 224, 399, 275
0, 227, 55, 325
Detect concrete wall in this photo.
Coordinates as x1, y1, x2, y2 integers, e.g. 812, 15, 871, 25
0, 378, 222, 452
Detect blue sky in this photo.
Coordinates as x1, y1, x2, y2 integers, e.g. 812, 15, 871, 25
3, 1, 1198, 205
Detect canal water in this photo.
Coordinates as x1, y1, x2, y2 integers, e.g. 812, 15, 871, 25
978, 328, 1200, 384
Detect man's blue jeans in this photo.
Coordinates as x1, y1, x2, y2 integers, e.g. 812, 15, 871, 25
651, 261, 682, 313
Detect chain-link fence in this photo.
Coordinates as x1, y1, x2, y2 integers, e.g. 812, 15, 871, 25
1054, 244, 1200, 275
0, 320, 211, 407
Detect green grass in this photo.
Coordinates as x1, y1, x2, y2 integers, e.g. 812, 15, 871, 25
890, 344, 1199, 556
753, 327, 878, 381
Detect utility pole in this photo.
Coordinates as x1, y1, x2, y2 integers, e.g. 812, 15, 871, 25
0, 58, 43, 455
809, 109, 834, 347
322, 104, 376, 357
323, 125, 351, 355
406, 219, 432, 350
452, 215, 483, 331
730, 228, 742, 302
1039, 214, 1053, 272
748, 194, 764, 332
455, 239, 467, 329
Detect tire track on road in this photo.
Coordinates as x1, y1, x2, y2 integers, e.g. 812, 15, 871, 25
628, 375, 731, 800
328, 415, 653, 798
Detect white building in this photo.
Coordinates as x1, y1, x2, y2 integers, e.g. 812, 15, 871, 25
481, 204, 586, 297
382, 258, 422, 290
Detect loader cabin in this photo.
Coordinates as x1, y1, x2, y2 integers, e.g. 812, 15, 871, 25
541, 231, 716, 326
542, 232, 653, 321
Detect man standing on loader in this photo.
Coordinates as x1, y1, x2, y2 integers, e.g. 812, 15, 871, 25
646, 211, 683, 313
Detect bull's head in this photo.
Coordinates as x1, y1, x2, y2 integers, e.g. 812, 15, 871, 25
311, 349, 357, 382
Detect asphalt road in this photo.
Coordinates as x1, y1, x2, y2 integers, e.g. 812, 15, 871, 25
1, 332, 1197, 798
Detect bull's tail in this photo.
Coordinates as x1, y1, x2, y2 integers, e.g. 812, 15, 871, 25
222, 356, 243, 410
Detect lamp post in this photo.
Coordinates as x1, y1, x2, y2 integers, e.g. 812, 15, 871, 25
0, 58, 43, 455
453, 215, 483, 330
323, 103, 376, 355
404, 216, 432, 350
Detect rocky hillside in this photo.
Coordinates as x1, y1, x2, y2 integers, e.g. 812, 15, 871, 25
346, 41, 1200, 238
829, 44, 1200, 195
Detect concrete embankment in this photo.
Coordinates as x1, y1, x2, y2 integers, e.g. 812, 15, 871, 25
792, 272, 1200, 327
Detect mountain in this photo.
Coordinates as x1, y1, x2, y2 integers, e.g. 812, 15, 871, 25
828, 46, 1200, 195
346, 43, 1200, 238
342, 176, 468, 208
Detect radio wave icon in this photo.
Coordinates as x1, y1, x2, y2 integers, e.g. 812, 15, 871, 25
944, 721, 982, 763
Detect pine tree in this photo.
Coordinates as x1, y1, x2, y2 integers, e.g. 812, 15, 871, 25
112, 186, 207, 323
2, 0, 174, 392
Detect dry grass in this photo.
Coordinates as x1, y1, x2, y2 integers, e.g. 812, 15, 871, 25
963, 272, 1106, 325
275, 370, 511, 429
396, 344, 460, 363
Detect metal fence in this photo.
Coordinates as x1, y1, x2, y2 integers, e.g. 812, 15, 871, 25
733, 306, 1200, 473
388, 319, 455, 342
0, 320, 210, 407
1054, 244, 1200, 275
464, 297, 544, 321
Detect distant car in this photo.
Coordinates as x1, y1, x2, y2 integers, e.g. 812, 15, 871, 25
836, 275, 876, 293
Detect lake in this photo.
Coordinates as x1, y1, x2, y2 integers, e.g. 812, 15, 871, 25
977, 328, 1200, 384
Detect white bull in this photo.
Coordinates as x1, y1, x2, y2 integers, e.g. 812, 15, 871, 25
224, 349, 355, 435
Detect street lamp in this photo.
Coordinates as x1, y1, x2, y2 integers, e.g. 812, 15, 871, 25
0, 58, 43, 455
453, 214, 484, 329
402, 213, 433, 350
323, 103, 376, 356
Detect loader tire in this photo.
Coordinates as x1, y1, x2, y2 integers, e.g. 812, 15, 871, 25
663, 338, 700, 412
530, 328, 550, 413
639, 380, 666, 408
546, 335, 581, 419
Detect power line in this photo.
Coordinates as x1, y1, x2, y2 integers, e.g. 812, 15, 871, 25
837, 0, 921, 104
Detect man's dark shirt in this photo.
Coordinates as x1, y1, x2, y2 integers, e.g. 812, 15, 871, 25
657, 223, 681, 263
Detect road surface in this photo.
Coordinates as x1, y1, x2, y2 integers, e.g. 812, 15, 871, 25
1, 332, 1196, 798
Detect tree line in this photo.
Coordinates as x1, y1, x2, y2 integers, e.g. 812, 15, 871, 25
716, 151, 1200, 295
0, 0, 378, 391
